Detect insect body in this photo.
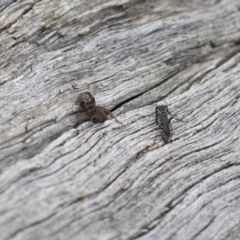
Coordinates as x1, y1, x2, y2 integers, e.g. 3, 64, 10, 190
78, 91, 97, 120
155, 105, 173, 144
77, 91, 122, 124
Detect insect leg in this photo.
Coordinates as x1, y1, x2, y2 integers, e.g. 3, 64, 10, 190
90, 108, 100, 123
168, 112, 187, 122
154, 126, 160, 144
164, 100, 187, 122
102, 107, 122, 124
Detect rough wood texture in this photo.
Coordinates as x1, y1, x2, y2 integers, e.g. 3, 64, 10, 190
1, 1, 240, 239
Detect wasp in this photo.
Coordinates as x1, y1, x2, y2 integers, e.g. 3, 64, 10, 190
77, 91, 122, 124
155, 102, 184, 143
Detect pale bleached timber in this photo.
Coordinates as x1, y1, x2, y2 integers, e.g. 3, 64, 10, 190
0, 0, 240, 240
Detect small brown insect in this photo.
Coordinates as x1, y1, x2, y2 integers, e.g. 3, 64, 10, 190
77, 91, 122, 124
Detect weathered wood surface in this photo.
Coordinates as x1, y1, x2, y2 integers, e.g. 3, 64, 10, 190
0, 0, 240, 239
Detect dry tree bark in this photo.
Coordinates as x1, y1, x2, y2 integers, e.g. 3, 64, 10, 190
0, 0, 240, 240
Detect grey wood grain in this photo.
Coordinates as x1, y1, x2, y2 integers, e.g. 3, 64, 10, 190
0, 0, 240, 240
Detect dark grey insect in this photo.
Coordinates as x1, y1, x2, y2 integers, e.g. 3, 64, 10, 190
155, 105, 173, 144
155, 103, 184, 144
